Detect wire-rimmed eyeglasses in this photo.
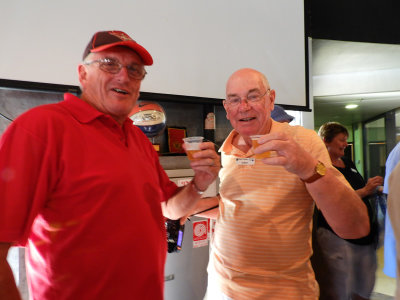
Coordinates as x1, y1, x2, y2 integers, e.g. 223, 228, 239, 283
83, 57, 147, 80
225, 89, 270, 107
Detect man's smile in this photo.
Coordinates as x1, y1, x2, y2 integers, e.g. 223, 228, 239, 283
112, 88, 129, 95
239, 116, 256, 122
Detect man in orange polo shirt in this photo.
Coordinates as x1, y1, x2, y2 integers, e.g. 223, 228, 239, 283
200, 68, 369, 299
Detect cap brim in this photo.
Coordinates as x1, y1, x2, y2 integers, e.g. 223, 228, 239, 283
90, 41, 153, 66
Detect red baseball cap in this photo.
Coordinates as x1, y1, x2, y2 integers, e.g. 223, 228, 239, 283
82, 30, 153, 65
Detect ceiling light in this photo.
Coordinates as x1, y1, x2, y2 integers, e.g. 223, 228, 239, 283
345, 104, 358, 109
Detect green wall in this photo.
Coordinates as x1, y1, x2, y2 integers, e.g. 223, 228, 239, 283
353, 123, 364, 177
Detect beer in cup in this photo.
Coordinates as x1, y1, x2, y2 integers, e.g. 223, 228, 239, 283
183, 136, 204, 161
250, 135, 273, 159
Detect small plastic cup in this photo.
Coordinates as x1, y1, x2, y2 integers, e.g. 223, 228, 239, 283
250, 135, 273, 159
183, 136, 204, 161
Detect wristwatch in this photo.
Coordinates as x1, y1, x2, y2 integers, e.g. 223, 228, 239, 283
302, 161, 326, 183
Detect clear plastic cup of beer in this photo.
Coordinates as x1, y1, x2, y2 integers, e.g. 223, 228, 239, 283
183, 136, 204, 161
250, 135, 273, 159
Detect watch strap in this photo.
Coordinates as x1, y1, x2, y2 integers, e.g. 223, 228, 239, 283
303, 173, 322, 183
302, 161, 326, 183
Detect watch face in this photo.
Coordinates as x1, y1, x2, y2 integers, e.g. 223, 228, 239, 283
316, 162, 326, 175
303, 161, 326, 183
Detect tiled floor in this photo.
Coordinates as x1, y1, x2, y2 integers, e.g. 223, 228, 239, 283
371, 292, 394, 300
372, 246, 396, 299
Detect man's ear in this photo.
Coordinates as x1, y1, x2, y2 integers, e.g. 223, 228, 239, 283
268, 89, 276, 109
222, 101, 230, 120
78, 64, 88, 86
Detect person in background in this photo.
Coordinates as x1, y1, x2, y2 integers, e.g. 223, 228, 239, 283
0, 30, 220, 300
314, 121, 383, 300
271, 104, 294, 123
194, 68, 369, 299
383, 142, 400, 279
387, 161, 400, 300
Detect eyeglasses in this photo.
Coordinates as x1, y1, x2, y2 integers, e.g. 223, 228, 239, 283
83, 58, 147, 80
225, 89, 270, 107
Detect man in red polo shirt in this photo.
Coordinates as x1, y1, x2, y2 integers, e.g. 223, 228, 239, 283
0, 30, 220, 300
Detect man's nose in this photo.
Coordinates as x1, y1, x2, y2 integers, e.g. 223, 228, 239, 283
115, 66, 131, 79
238, 98, 251, 110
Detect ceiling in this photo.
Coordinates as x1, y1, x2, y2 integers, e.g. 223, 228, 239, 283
312, 39, 400, 128
307, 0, 400, 128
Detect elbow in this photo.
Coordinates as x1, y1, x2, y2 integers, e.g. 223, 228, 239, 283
335, 215, 370, 239
161, 202, 176, 220
337, 192, 371, 239
339, 222, 370, 239
359, 216, 371, 238
161, 200, 188, 221
352, 199, 372, 238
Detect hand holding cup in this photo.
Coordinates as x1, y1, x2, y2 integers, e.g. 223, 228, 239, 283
250, 135, 274, 159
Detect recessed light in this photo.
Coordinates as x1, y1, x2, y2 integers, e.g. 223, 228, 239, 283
345, 104, 358, 109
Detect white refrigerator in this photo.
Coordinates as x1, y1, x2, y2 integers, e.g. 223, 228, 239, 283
164, 169, 217, 300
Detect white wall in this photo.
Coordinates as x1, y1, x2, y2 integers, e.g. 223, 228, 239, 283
0, 0, 308, 107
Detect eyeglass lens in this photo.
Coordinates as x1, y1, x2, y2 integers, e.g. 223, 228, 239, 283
87, 58, 146, 80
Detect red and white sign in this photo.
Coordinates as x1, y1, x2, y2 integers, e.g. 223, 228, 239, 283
192, 220, 208, 248
177, 178, 191, 187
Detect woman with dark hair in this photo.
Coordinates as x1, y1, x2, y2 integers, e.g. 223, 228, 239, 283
313, 121, 383, 300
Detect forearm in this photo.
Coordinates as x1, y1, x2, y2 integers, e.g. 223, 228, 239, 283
356, 187, 370, 199
308, 168, 370, 239
356, 177, 383, 199
196, 208, 219, 219
162, 182, 202, 220
192, 196, 220, 219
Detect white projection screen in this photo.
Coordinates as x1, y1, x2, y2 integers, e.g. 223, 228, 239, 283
0, 0, 308, 108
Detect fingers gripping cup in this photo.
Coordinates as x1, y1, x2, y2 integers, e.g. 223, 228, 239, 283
250, 135, 273, 159
183, 136, 204, 161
